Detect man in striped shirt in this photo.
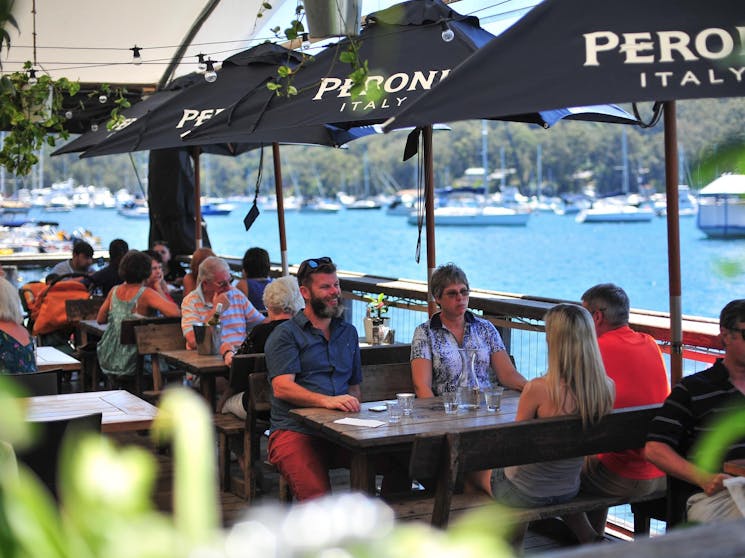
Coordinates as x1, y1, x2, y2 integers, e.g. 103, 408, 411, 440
181, 256, 265, 361
646, 299, 745, 523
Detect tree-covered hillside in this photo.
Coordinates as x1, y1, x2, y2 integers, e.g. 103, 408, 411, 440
9, 97, 745, 200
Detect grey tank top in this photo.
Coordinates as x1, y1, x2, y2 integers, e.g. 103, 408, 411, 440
505, 456, 583, 498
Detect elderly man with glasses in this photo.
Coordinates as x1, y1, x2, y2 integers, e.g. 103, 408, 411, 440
645, 299, 745, 524
181, 256, 264, 360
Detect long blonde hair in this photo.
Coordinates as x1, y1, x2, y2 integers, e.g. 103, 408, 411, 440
544, 303, 614, 426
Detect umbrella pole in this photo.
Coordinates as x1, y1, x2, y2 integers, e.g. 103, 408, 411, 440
272, 143, 289, 276
664, 101, 682, 385
192, 147, 203, 249
424, 125, 437, 316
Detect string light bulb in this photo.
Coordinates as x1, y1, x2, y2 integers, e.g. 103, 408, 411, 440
130, 45, 142, 65
197, 53, 207, 71
440, 21, 454, 42
91, 122, 99, 132
204, 59, 217, 83
301, 33, 311, 50
27, 68, 38, 85
98, 94, 108, 103
65, 110, 73, 119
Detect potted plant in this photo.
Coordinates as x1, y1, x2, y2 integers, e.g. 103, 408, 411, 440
364, 292, 392, 344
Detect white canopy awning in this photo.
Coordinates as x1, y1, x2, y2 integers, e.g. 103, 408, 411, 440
3, 0, 290, 89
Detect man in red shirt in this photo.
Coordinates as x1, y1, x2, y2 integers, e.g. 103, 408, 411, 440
567, 283, 670, 538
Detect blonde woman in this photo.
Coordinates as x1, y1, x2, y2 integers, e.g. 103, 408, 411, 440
494, 304, 614, 515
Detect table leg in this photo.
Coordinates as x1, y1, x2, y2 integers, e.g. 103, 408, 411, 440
200, 375, 217, 411
349, 453, 376, 495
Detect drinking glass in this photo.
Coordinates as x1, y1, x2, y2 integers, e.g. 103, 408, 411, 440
442, 391, 458, 414
397, 392, 415, 416
484, 386, 504, 412
386, 401, 402, 423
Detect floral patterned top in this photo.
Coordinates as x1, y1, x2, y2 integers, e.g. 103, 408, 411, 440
410, 311, 505, 395
0, 329, 37, 374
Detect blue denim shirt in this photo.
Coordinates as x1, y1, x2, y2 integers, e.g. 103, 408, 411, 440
265, 311, 361, 434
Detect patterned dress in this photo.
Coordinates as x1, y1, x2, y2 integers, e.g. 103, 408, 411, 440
410, 311, 506, 395
0, 329, 37, 373
97, 285, 146, 377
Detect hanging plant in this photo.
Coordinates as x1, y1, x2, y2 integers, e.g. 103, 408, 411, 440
0, 62, 81, 176
267, 2, 310, 97
260, 0, 367, 98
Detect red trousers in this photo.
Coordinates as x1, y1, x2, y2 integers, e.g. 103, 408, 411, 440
268, 429, 352, 501
268, 429, 412, 501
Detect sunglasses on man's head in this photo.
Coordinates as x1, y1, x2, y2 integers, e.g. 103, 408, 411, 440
304, 257, 332, 269
298, 257, 334, 280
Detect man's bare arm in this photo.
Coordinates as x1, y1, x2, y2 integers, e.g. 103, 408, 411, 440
272, 374, 360, 412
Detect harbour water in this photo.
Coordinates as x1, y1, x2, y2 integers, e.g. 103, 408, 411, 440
17, 203, 745, 320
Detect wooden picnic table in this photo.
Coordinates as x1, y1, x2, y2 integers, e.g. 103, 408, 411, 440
159, 349, 228, 409
36, 346, 80, 372
78, 319, 107, 345
290, 390, 520, 494
24, 390, 158, 433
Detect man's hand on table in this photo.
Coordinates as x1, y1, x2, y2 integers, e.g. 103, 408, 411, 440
325, 394, 360, 412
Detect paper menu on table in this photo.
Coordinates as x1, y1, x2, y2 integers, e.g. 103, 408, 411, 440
334, 418, 386, 428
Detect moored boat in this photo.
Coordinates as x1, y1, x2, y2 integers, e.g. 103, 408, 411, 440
407, 205, 530, 226
117, 200, 150, 219
576, 197, 655, 223
300, 199, 342, 213
696, 174, 745, 238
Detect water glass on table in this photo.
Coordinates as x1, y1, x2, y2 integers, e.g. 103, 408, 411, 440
442, 391, 458, 414
484, 386, 504, 412
397, 392, 415, 416
386, 401, 402, 423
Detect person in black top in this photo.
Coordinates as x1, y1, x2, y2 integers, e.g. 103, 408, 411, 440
88, 239, 128, 296
217, 276, 304, 419
646, 299, 745, 523
151, 240, 185, 285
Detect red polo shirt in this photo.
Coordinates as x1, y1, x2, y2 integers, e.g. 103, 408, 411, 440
597, 325, 670, 479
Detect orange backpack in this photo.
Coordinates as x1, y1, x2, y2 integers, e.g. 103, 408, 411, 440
30, 277, 92, 336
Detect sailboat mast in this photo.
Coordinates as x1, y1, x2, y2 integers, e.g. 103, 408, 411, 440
536, 144, 542, 198
481, 120, 488, 194
363, 148, 370, 198
622, 128, 629, 194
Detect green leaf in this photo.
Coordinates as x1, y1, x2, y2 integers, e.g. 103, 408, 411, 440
266, 82, 280, 91
287, 85, 298, 96
339, 51, 356, 64
277, 65, 292, 78
262, 1, 273, 8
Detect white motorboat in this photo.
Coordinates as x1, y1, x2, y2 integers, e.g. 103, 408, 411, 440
407, 204, 530, 226
652, 185, 699, 217
696, 174, 745, 238
300, 199, 341, 213
117, 200, 150, 219
576, 197, 655, 223
44, 195, 74, 212
345, 198, 382, 210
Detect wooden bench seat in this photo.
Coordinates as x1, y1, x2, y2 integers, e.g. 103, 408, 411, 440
406, 404, 667, 534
